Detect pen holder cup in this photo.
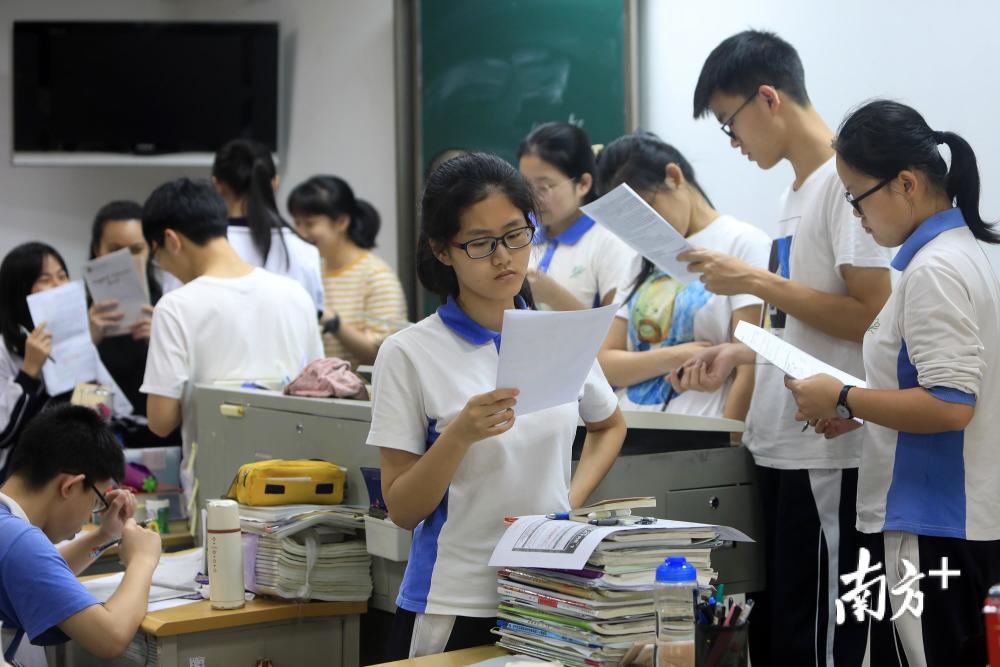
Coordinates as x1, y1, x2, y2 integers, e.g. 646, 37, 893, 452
695, 623, 748, 667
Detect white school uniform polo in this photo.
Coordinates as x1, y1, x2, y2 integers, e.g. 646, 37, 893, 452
365, 297, 619, 616
857, 208, 1000, 540
614, 214, 770, 415
744, 157, 892, 469
227, 220, 325, 314
530, 214, 638, 308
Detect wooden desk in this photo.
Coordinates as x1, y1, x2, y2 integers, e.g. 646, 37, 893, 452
55, 561, 366, 667
375, 646, 508, 667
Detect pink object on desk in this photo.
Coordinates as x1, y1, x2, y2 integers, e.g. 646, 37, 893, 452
284, 358, 369, 399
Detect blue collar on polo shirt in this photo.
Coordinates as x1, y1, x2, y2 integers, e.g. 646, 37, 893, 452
437, 295, 528, 350
891, 207, 966, 271
534, 214, 597, 246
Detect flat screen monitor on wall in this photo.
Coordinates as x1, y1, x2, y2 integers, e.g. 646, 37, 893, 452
13, 21, 279, 164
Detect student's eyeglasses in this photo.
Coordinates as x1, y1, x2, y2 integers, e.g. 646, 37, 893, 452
528, 177, 576, 200
720, 91, 759, 140
90, 482, 111, 513
449, 226, 536, 260
845, 178, 892, 215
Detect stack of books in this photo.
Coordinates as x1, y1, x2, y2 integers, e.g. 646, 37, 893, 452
490, 499, 730, 666
239, 504, 372, 602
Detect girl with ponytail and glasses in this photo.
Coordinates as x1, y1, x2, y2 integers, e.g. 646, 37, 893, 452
787, 100, 1000, 666
367, 153, 625, 658
288, 176, 406, 367
211, 139, 324, 313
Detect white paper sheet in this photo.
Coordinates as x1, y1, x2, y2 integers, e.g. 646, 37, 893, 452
580, 183, 698, 283
488, 516, 751, 570
82, 548, 203, 606
734, 321, 867, 387
83, 248, 149, 336
25, 281, 98, 395
496, 304, 617, 415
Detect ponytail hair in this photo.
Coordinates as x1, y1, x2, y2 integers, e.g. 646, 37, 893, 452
834, 100, 999, 244
594, 131, 715, 301
517, 122, 597, 204
418, 152, 536, 307
212, 138, 295, 264
287, 175, 381, 249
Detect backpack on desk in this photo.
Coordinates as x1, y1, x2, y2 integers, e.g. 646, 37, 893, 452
226, 459, 345, 506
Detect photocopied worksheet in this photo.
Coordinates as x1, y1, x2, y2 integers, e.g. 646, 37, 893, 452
83, 247, 149, 336
496, 304, 618, 415
26, 280, 99, 395
734, 321, 867, 387
580, 183, 699, 283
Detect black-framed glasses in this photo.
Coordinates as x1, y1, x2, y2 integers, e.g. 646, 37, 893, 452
90, 482, 111, 513
450, 225, 535, 260
845, 178, 892, 215
720, 91, 759, 140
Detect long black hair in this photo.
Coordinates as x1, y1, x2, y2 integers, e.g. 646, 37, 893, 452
517, 122, 597, 205
287, 176, 381, 250
0, 242, 69, 357
834, 100, 999, 244
88, 200, 162, 303
212, 138, 295, 264
418, 152, 536, 307
594, 131, 715, 301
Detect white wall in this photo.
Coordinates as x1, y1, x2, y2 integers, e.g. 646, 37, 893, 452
0, 0, 397, 276
639, 0, 1000, 262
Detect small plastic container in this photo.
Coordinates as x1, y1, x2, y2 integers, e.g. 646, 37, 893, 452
146, 498, 171, 534
364, 515, 412, 561
655, 556, 697, 667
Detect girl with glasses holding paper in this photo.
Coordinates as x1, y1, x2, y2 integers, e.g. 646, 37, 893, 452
517, 122, 638, 310
367, 152, 625, 659
595, 132, 770, 429
787, 100, 1000, 667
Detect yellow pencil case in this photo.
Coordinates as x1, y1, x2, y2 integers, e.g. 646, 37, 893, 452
226, 459, 345, 506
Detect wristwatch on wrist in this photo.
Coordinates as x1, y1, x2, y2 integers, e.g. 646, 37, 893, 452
323, 314, 341, 336
836, 385, 855, 420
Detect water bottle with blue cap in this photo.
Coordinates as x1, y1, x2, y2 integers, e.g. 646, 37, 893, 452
654, 555, 697, 667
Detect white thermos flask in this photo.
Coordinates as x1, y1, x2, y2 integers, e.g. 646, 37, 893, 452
206, 499, 245, 609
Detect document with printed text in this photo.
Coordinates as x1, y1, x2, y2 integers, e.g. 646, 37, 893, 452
734, 321, 867, 387
26, 281, 98, 395
83, 247, 150, 336
581, 183, 699, 283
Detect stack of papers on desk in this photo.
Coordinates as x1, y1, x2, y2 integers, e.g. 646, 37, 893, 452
82, 548, 203, 611
489, 517, 751, 666
240, 505, 371, 602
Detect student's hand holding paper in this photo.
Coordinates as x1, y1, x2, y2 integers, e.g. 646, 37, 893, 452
784, 373, 843, 422
444, 388, 520, 445
814, 417, 863, 440
680, 248, 763, 296
21, 322, 53, 378
88, 299, 124, 344
95, 489, 138, 542
129, 304, 155, 341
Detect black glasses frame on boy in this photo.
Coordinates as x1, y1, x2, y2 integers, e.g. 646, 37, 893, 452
720, 90, 759, 140
845, 179, 892, 215
449, 225, 535, 260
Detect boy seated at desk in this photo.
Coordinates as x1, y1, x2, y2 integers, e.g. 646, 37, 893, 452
0, 404, 162, 662
138, 179, 324, 496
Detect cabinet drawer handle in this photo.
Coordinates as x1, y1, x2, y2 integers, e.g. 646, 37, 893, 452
708, 496, 720, 510
220, 404, 245, 418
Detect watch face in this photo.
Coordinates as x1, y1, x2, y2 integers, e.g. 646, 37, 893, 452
836, 404, 851, 419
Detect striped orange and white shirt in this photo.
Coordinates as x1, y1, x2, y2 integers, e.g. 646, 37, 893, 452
322, 252, 407, 366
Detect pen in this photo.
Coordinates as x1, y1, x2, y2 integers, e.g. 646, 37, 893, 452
801, 421, 811, 433
18, 325, 57, 363
723, 603, 740, 626
737, 598, 755, 624
587, 516, 656, 526
545, 512, 570, 520
715, 583, 725, 601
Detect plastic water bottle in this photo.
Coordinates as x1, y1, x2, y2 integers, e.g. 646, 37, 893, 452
654, 556, 697, 667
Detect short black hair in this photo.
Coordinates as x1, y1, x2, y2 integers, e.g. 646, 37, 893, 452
142, 178, 229, 249
89, 200, 143, 260
693, 30, 810, 119
287, 175, 381, 249
7, 404, 124, 490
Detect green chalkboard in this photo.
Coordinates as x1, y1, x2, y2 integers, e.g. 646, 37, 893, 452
416, 0, 630, 314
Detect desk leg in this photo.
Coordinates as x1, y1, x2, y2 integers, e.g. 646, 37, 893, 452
342, 614, 360, 667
